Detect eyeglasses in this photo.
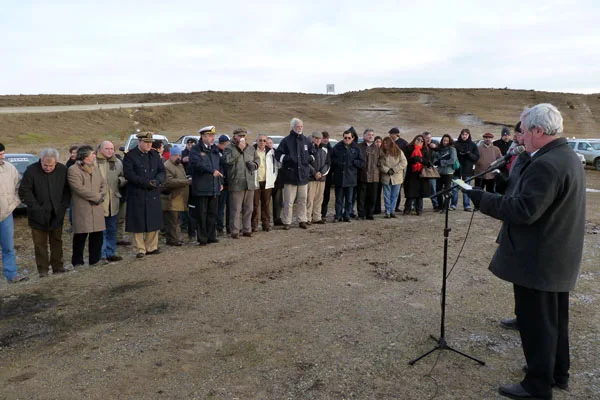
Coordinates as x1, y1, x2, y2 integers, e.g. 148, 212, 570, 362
258, 139, 267, 142
343, 137, 353, 140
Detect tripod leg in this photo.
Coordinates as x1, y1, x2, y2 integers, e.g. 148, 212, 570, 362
445, 345, 486, 365
408, 344, 441, 365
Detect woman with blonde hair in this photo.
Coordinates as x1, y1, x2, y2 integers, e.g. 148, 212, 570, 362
378, 137, 407, 218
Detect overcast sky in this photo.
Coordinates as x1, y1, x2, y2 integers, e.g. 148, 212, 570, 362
2, 0, 599, 95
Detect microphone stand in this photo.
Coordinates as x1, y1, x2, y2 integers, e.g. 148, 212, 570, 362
408, 170, 490, 366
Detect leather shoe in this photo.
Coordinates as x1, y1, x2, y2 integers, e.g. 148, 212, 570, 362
299, 222, 308, 229
136, 253, 145, 259
498, 383, 549, 399
521, 366, 568, 391
231, 233, 239, 239
283, 224, 291, 230
107, 255, 123, 262
243, 232, 252, 237
314, 220, 326, 224
146, 249, 161, 255
500, 317, 519, 331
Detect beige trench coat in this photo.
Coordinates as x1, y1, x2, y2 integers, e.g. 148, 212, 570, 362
161, 159, 190, 211
68, 162, 106, 234
378, 152, 408, 186
96, 153, 126, 217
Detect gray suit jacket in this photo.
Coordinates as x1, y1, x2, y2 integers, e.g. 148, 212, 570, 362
479, 138, 585, 292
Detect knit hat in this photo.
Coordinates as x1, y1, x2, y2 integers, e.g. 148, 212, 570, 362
218, 134, 231, 144
388, 127, 400, 135
170, 146, 182, 156
501, 126, 511, 136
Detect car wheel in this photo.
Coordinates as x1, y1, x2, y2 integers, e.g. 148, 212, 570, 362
595, 158, 600, 171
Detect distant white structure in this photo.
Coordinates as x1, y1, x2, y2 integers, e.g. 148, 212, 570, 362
326, 84, 335, 95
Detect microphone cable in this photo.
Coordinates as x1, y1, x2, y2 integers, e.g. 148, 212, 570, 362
446, 207, 477, 279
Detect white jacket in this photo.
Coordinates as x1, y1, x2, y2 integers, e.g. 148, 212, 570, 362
0, 161, 21, 221
255, 148, 279, 189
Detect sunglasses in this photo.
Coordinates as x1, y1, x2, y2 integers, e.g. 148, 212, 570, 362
258, 139, 267, 142
343, 137, 353, 140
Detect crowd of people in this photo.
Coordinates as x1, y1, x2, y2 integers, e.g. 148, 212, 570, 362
1, 117, 524, 283
0, 104, 588, 399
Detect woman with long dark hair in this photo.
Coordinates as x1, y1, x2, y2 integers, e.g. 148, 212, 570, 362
434, 134, 458, 211
379, 137, 407, 218
402, 134, 432, 215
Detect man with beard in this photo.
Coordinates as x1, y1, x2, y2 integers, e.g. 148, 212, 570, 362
189, 127, 223, 245
162, 147, 191, 246
275, 118, 314, 229
464, 104, 584, 399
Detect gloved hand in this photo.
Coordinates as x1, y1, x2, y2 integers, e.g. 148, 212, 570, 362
388, 168, 395, 175
464, 189, 484, 208
148, 179, 158, 188
246, 161, 257, 171
413, 156, 423, 163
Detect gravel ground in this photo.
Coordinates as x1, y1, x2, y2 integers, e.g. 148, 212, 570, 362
1, 170, 599, 400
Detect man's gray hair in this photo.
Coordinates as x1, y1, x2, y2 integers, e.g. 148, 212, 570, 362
40, 148, 59, 160
290, 118, 303, 129
363, 128, 375, 136
520, 103, 563, 136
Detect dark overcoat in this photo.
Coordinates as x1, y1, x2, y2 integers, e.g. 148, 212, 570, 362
19, 161, 70, 231
454, 137, 480, 177
189, 142, 223, 197
479, 138, 585, 292
123, 147, 165, 232
402, 145, 432, 198
330, 141, 365, 188
274, 131, 314, 186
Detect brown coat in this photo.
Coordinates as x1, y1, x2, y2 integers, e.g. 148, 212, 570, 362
358, 142, 380, 183
95, 153, 126, 217
161, 159, 190, 211
68, 162, 106, 234
474, 143, 502, 180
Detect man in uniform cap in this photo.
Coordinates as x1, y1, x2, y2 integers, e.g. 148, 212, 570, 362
123, 131, 166, 258
188, 127, 223, 245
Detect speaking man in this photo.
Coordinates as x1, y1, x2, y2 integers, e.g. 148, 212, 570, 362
465, 103, 585, 399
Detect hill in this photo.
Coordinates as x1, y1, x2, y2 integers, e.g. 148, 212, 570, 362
1, 88, 599, 155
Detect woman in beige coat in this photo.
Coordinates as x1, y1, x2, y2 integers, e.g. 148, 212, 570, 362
378, 137, 407, 218
68, 145, 106, 267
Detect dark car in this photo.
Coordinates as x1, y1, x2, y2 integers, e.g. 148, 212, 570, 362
5, 153, 39, 209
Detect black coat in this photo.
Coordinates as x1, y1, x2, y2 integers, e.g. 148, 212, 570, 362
19, 161, 70, 231
454, 138, 480, 177
274, 131, 314, 185
402, 145, 432, 198
189, 143, 223, 197
480, 138, 585, 292
123, 147, 165, 232
330, 141, 365, 188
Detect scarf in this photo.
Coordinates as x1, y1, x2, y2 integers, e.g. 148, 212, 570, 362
79, 161, 95, 175
411, 144, 424, 172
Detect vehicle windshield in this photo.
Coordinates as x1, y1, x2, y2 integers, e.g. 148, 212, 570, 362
6, 156, 38, 173
590, 142, 600, 150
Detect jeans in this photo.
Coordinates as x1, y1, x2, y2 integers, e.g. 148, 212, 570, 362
382, 184, 401, 215
334, 186, 354, 219
429, 179, 439, 207
451, 175, 472, 209
1, 214, 18, 281
101, 215, 117, 258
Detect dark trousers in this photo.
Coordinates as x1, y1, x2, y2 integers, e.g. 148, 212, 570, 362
252, 181, 272, 230
474, 178, 495, 193
321, 185, 332, 218
31, 228, 64, 274
163, 210, 181, 244
404, 197, 424, 214
272, 186, 283, 224
72, 231, 103, 266
191, 195, 218, 244
374, 182, 383, 214
357, 181, 378, 218
334, 186, 354, 219
217, 187, 229, 233
515, 284, 570, 397
395, 184, 403, 211
436, 174, 454, 210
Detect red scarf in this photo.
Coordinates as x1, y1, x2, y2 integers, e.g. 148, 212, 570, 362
411, 144, 424, 172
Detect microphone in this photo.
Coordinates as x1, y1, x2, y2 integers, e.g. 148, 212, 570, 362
489, 145, 526, 169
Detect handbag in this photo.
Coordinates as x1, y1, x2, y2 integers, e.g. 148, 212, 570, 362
420, 166, 440, 179
453, 158, 461, 171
